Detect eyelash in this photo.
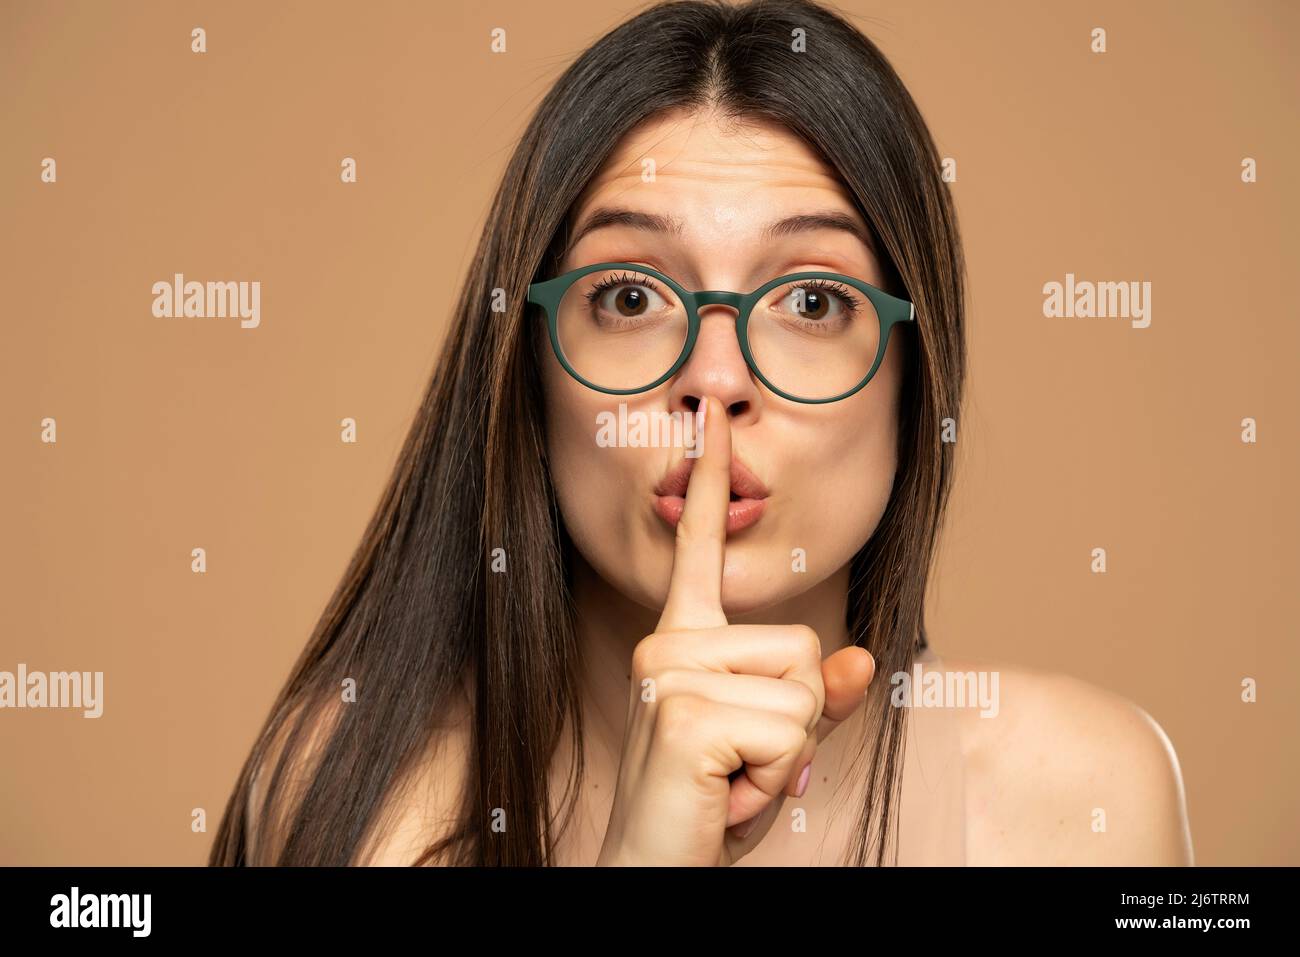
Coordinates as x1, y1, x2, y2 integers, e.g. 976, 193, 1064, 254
584, 271, 662, 307
583, 273, 861, 328
787, 279, 861, 325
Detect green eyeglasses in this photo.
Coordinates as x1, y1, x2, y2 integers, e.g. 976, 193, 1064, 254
527, 262, 915, 404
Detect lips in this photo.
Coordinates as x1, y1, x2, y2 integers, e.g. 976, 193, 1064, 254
652, 455, 769, 534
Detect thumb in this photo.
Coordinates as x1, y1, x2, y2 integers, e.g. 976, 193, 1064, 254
815, 646, 875, 742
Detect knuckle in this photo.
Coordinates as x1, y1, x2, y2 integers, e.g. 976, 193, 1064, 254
781, 719, 810, 757
631, 634, 666, 679
650, 668, 687, 702
792, 624, 821, 659
792, 680, 820, 729
655, 692, 706, 744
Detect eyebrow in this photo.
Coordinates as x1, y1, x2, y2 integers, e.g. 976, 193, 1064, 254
564, 206, 876, 259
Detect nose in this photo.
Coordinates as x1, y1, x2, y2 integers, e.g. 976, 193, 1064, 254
666, 302, 762, 424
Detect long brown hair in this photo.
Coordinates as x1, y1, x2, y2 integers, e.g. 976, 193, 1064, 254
209, 0, 965, 867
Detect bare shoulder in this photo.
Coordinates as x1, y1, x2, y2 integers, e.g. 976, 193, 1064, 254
246, 681, 473, 866
358, 681, 474, 866
244, 696, 343, 864
940, 655, 1194, 866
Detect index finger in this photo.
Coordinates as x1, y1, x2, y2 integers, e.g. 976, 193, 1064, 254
655, 394, 731, 631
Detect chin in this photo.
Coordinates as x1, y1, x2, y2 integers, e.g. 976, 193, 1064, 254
717, 589, 776, 619
718, 563, 805, 619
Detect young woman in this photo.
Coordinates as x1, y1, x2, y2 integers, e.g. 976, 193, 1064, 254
210, 0, 1193, 866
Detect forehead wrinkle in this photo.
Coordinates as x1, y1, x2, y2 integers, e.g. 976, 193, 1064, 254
563, 119, 875, 277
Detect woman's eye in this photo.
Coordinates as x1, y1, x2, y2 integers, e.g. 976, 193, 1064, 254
597, 284, 663, 318
785, 286, 848, 322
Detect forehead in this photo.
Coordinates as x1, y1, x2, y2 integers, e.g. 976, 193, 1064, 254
562, 110, 878, 284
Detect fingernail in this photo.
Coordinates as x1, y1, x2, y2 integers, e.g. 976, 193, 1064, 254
795, 761, 812, 798
697, 396, 709, 431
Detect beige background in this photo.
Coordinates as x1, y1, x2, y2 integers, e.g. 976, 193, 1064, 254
2, 0, 1295, 865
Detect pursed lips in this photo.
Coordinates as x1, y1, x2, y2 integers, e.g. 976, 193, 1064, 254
651, 454, 769, 533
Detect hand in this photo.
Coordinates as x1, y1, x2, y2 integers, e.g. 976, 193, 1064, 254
596, 395, 876, 866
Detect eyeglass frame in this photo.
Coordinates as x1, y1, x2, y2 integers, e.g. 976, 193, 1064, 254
526, 261, 916, 405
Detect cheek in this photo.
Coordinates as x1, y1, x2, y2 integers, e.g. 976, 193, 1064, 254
541, 354, 666, 608
812, 397, 898, 549
542, 359, 607, 540
767, 348, 904, 581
